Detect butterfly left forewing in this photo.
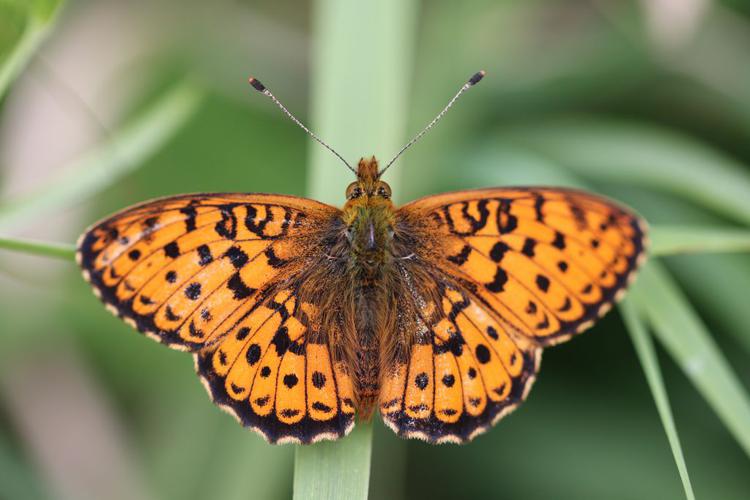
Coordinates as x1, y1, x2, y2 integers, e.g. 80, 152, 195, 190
78, 193, 337, 351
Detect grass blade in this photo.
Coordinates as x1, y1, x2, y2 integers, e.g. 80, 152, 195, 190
620, 299, 695, 500
0, 431, 45, 500
0, 0, 64, 98
0, 80, 203, 231
651, 225, 750, 256
0, 235, 74, 260
631, 261, 750, 457
305, 0, 417, 205
293, 423, 373, 500
295, 0, 418, 498
503, 118, 750, 225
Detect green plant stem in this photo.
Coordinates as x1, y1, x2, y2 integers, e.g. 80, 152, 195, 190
294, 0, 417, 499
293, 423, 374, 500
650, 225, 750, 255
0, 235, 75, 260
631, 261, 750, 457
0, 0, 64, 98
620, 300, 695, 500
0, 80, 203, 231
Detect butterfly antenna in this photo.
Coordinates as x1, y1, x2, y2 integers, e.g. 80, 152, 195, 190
379, 70, 485, 176
248, 77, 356, 174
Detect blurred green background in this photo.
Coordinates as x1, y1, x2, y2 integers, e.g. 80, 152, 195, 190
1, 0, 749, 499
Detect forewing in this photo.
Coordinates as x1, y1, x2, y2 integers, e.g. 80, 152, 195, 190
397, 187, 648, 345
77, 193, 338, 351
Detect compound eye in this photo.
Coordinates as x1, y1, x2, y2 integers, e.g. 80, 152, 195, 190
376, 183, 392, 199
346, 183, 363, 200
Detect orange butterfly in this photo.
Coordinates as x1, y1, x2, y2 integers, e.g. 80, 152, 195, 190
77, 72, 647, 444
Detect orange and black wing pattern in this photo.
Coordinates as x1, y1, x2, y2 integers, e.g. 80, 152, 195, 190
379, 275, 541, 443
193, 287, 356, 443
401, 187, 648, 345
379, 187, 647, 442
77, 193, 354, 443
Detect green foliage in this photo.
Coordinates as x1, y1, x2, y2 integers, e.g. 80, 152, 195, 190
0, 81, 203, 231
0, 0, 63, 97
632, 263, 750, 456
621, 300, 695, 500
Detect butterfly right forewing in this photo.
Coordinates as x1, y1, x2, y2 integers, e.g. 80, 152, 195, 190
398, 187, 648, 346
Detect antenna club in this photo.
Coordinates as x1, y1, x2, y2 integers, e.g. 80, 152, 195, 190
248, 77, 267, 92
468, 70, 486, 86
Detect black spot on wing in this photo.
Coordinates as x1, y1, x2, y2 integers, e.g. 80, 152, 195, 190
312, 371, 326, 389
185, 283, 201, 300
197, 244, 213, 266
264, 247, 288, 268
489, 241, 509, 263
215, 204, 238, 239
283, 373, 299, 388
164, 241, 180, 258
485, 268, 508, 293
224, 246, 249, 269
180, 205, 197, 232
497, 199, 518, 234
227, 273, 255, 300
521, 238, 536, 257
447, 245, 471, 265
536, 275, 550, 293
552, 231, 566, 250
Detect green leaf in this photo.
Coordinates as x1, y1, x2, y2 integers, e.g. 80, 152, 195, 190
294, 0, 418, 498
620, 299, 695, 500
0, 80, 203, 231
0, 235, 75, 260
0, 431, 46, 500
631, 261, 750, 457
294, 423, 373, 500
651, 225, 750, 256
503, 118, 750, 225
0, 0, 64, 98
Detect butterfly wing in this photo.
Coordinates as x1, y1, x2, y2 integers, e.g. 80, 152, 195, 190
379, 274, 541, 443
194, 287, 356, 443
398, 187, 648, 345
78, 193, 355, 443
379, 187, 647, 442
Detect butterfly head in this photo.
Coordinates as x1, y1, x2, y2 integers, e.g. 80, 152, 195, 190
345, 157, 392, 205
341, 157, 395, 262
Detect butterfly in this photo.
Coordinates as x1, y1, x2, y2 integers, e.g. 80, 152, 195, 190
77, 72, 648, 444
